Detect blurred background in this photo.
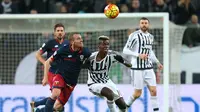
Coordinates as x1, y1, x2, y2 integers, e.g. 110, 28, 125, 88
0, 0, 200, 112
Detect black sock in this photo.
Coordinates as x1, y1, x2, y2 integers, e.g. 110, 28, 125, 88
35, 107, 45, 112
45, 98, 55, 112
34, 97, 49, 107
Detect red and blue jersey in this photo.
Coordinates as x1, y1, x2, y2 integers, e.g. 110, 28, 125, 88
50, 44, 91, 85
39, 39, 69, 59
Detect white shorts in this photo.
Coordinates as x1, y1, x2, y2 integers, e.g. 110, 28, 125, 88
131, 69, 156, 89
88, 79, 121, 101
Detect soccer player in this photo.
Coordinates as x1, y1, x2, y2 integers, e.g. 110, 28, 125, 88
123, 17, 163, 112
31, 23, 68, 112
43, 32, 91, 112
87, 35, 132, 112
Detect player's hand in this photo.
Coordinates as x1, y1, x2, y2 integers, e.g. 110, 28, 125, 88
42, 77, 48, 86
139, 54, 148, 60
157, 62, 163, 70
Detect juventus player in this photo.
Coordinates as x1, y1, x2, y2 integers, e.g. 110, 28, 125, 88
123, 17, 163, 112
86, 36, 132, 112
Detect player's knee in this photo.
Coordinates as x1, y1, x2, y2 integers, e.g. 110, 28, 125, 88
106, 92, 114, 101
134, 90, 142, 98
51, 88, 61, 99
150, 88, 157, 96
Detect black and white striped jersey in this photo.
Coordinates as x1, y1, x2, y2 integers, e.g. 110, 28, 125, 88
87, 50, 117, 84
123, 30, 159, 70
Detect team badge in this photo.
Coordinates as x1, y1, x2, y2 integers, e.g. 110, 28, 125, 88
80, 55, 84, 61
55, 81, 59, 85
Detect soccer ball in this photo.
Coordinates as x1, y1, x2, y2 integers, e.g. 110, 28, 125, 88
104, 4, 119, 19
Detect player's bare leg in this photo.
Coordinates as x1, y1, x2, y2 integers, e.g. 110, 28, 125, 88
45, 88, 61, 112
148, 86, 159, 112
101, 87, 116, 112
115, 97, 127, 112
126, 89, 142, 107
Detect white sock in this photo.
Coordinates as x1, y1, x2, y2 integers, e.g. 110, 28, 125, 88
126, 95, 136, 107
107, 100, 116, 112
151, 96, 159, 112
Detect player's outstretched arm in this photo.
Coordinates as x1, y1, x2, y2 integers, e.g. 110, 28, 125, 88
113, 54, 132, 68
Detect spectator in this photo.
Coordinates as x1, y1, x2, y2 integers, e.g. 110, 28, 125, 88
152, 0, 169, 12
120, 4, 129, 13
71, 0, 95, 13
30, 9, 38, 14
29, 0, 49, 13
60, 4, 68, 13
0, 0, 19, 14
190, 14, 199, 27
174, 0, 196, 25
129, 0, 148, 12
182, 14, 200, 47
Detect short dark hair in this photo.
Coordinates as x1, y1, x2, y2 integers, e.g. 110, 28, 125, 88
98, 35, 109, 44
68, 32, 79, 42
54, 23, 65, 31
140, 17, 150, 22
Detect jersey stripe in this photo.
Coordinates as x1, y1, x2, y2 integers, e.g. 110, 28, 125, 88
127, 31, 154, 70
88, 52, 116, 84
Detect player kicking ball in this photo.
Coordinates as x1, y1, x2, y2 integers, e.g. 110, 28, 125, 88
86, 36, 132, 112
43, 32, 91, 112
123, 17, 163, 112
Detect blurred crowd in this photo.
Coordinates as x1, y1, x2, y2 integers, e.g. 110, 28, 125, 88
0, 0, 200, 47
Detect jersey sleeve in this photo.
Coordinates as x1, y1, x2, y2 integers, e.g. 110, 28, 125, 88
123, 33, 139, 57
84, 48, 92, 58
39, 41, 49, 54
51, 47, 64, 61
149, 36, 159, 63
109, 50, 120, 63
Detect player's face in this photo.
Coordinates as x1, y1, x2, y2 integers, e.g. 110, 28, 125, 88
99, 40, 109, 53
139, 20, 149, 32
73, 34, 83, 48
54, 27, 65, 40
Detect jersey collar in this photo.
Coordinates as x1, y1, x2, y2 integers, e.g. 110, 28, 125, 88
69, 44, 83, 54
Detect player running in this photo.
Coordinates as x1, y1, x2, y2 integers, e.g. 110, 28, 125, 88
86, 35, 132, 112
31, 23, 68, 112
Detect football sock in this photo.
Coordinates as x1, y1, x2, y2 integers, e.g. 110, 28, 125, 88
35, 107, 45, 112
107, 100, 116, 112
126, 95, 136, 107
45, 98, 55, 112
34, 97, 49, 107
151, 96, 159, 112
